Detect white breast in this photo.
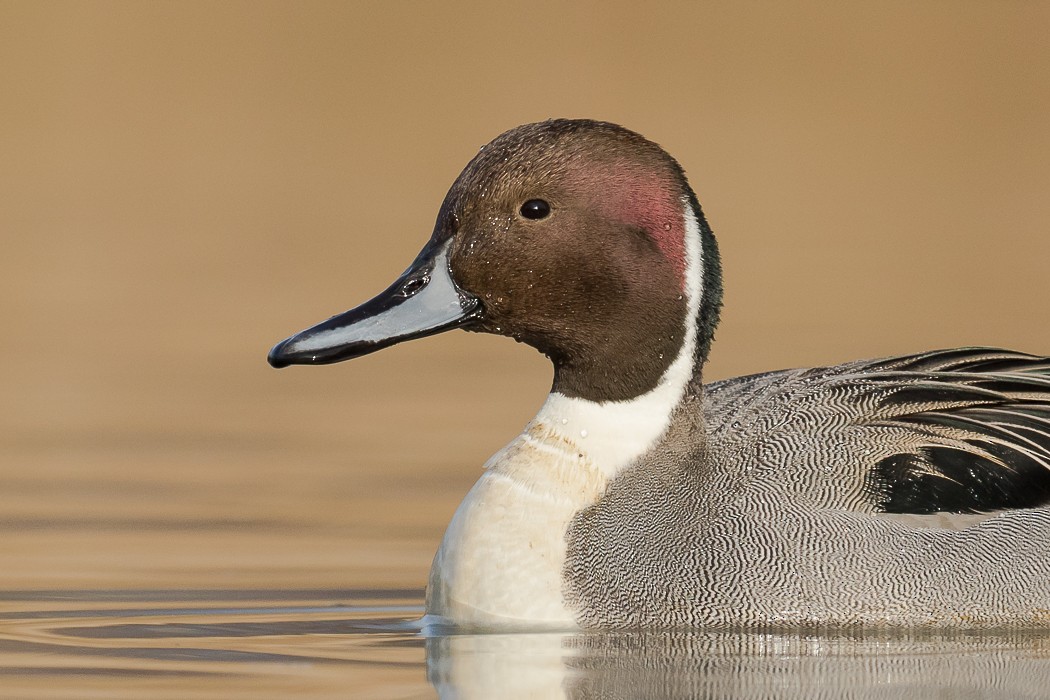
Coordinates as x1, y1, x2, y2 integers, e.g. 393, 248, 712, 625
426, 423, 607, 628
425, 361, 697, 627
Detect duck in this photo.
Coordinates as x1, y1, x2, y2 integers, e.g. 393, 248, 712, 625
268, 119, 1050, 629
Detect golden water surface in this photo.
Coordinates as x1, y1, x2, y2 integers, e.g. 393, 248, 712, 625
2, 1, 1049, 697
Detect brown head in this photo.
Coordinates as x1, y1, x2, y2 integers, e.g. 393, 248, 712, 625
269, 119, 723, 403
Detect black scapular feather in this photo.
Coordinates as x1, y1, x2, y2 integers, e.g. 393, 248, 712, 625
861, 348, 1050, 514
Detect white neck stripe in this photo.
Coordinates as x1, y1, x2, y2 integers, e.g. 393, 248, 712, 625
523, 198, 704, 481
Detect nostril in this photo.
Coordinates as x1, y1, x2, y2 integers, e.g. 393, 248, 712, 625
401, 276, 428, 297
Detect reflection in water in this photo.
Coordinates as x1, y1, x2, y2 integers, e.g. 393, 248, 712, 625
2, 589, 1049, 698
428, 627, 1050, 699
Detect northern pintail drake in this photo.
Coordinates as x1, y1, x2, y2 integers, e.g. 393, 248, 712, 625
269, 119, 1050, 629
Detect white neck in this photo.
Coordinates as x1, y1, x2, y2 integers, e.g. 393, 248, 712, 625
526, 198, 704, 480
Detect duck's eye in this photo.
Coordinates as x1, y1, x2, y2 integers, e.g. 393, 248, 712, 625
519, 199, 550, 220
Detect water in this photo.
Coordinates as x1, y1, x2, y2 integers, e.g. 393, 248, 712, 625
3, 587, 1050, 698
3, 436, 1050, 697
4, 407, 1050, 697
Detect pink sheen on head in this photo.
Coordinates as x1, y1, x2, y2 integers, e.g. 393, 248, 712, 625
602, 170, 687, 287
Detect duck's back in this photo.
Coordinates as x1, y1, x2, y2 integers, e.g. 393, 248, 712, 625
564, 347, 1050, 628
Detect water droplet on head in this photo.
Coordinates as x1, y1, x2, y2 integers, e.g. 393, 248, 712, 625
580, 429, 588, 438
663, 222, 672, 231
731, 421, 742, 430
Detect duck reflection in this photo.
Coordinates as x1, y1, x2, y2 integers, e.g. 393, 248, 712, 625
426, 627, 1050, 699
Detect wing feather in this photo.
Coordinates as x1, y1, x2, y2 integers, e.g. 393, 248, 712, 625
843, 348, 1050, 514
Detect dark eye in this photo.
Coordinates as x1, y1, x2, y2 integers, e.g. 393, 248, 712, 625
519, 199, 550, 220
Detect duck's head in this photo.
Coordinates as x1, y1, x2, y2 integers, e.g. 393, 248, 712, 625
269, 119, 722, 402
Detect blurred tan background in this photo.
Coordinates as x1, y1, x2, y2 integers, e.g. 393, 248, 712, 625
1, 1, 1048, 591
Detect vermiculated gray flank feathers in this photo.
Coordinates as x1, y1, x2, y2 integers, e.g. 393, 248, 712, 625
564, 347, 1050, 628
